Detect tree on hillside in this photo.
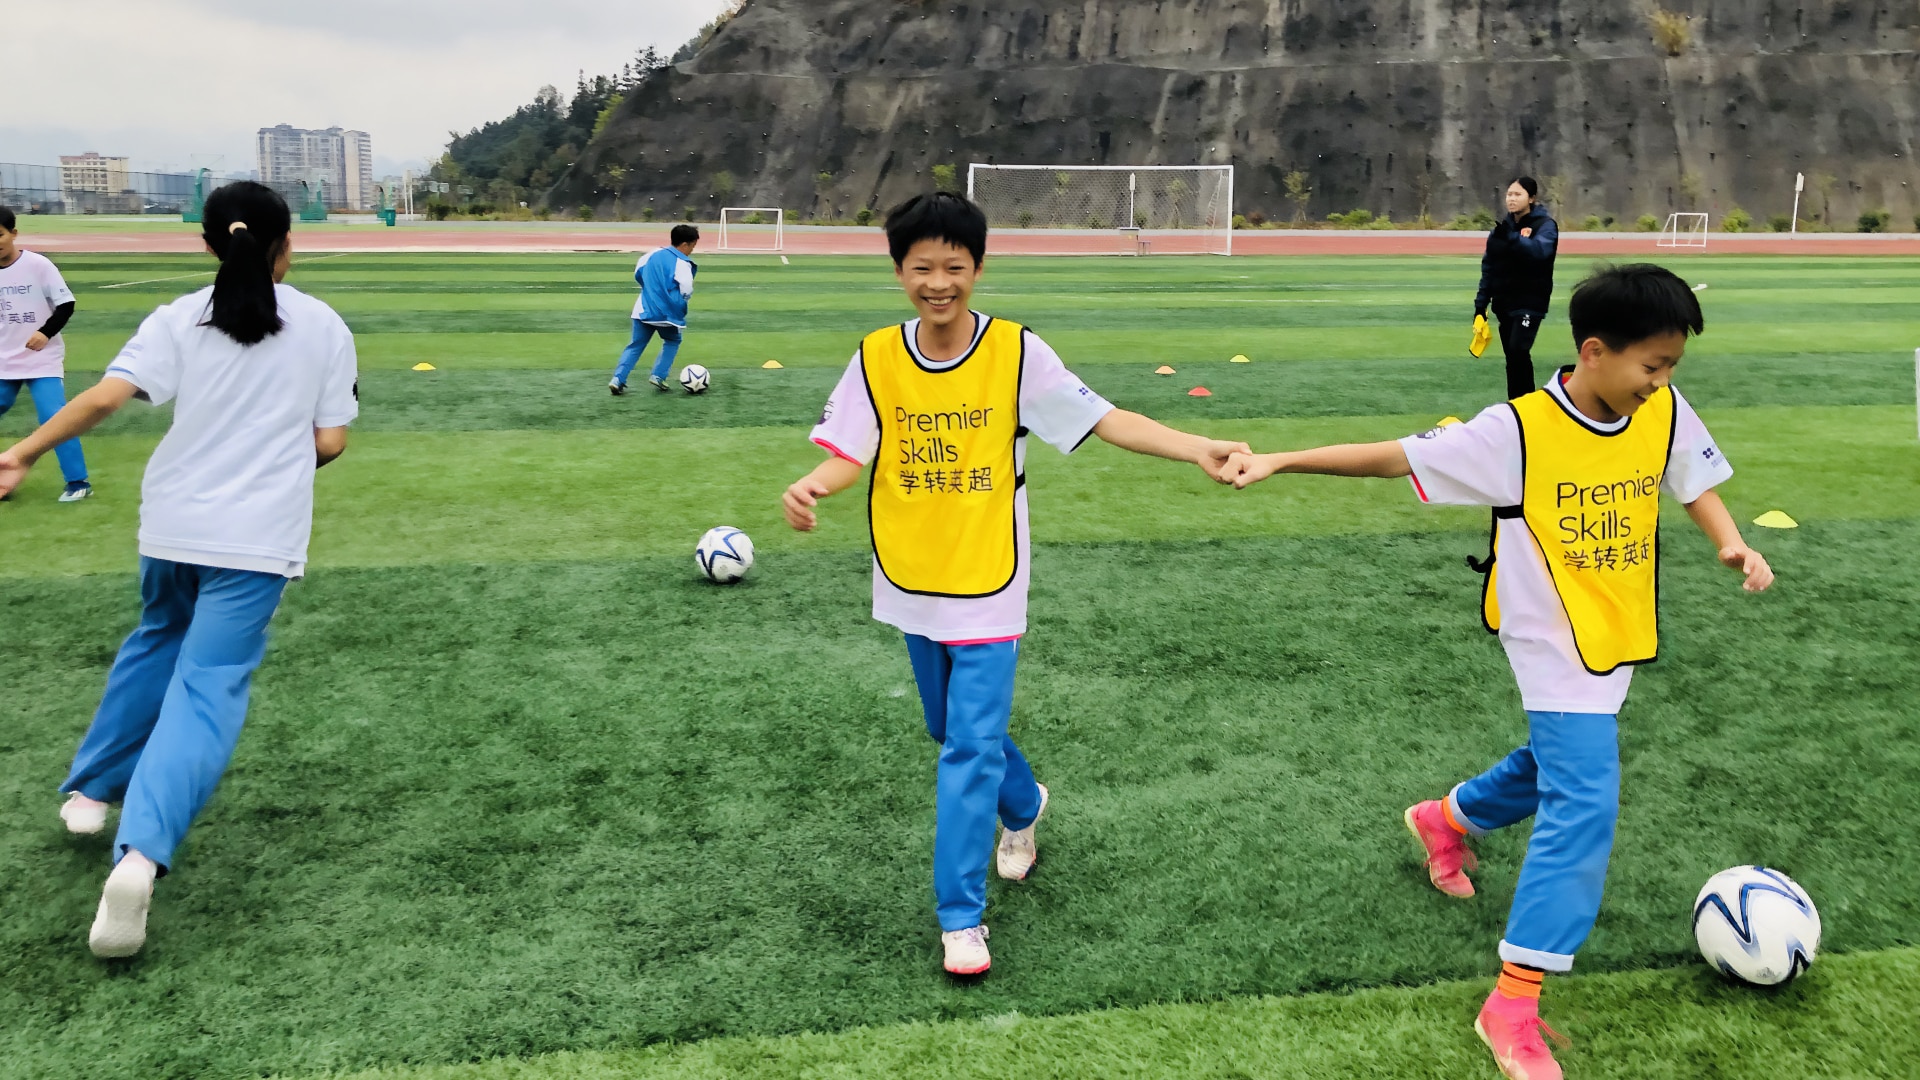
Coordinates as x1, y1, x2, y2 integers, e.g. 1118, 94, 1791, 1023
434, 47, 669, 212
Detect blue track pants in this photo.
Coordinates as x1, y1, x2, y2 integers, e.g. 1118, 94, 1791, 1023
904, 635, 1043, 931
612, 320, 683, 385
61, 558, 288, 873
1449, 710, 1620, 971
0, 377, 87, 483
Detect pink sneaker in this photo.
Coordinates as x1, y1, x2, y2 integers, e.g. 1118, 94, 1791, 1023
1403, 800, 1477, 898
1475, 990, 1569, 1080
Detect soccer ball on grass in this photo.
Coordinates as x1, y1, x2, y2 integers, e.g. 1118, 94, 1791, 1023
1692, 865, 1820, 986
680, 364, 711, 394
695, 526, 753, 584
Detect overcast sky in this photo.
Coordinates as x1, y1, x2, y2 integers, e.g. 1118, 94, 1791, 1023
8, 0, 734, 177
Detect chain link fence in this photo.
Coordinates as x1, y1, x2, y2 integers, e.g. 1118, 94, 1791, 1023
0, 163, 347, 216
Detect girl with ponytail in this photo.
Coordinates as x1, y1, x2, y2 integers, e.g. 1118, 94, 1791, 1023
0, 180, 360, 958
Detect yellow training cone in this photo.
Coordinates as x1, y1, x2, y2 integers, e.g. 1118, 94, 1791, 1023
762, 360, 784, 369
1154, 365, 1177, 375
1753, 510, 1799, 529
411, 362, 436, 371
1229, 354, 1251, 364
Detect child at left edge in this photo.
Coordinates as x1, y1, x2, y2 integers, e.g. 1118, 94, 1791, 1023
0, 205, 92, 501
609, 224, 698, 395
783, 192, 1247, 979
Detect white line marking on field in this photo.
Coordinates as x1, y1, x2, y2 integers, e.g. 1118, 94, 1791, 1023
99, 252, 349, 289
100, 270, 213, 289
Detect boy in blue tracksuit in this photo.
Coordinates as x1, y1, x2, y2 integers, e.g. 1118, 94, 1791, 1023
610, 224, 698, 394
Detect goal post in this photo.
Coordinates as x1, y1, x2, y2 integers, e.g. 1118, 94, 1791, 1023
718, 207, 784, 252
1657, 212, 1709, 249
967, 164, 1234, 255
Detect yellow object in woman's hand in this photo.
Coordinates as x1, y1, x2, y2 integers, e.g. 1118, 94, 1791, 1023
1469, 314, 1493, 358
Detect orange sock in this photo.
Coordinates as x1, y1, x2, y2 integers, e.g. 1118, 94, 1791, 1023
1497, 962, 1545, 1000
1440, 799, 1471, 836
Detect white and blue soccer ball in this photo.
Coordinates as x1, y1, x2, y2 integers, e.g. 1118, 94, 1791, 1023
679, 364, 711, 394
1693, 865, 1821, 986
695, 526, 753, 584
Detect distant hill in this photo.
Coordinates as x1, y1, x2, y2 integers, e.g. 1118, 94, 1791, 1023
555, 0, 1919, 228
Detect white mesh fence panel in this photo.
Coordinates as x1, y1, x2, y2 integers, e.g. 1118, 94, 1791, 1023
1657, 212, 1709, 249
967, 165, 1232, 254
718, 207, 784, 251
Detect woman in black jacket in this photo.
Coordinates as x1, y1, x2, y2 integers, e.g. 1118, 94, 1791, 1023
1475, 177, 1559, 398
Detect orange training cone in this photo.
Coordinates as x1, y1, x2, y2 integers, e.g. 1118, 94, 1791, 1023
1188, 386, 1212, 397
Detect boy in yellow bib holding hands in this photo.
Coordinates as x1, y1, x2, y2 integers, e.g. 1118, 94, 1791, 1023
783, 193, 1246, 978
1227, 264, 1771, 1080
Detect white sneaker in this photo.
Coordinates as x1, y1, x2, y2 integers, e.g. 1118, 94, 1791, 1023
996, 783, 1048, 881
941, 924, 990, 976
89, 851, 156, 958
60, 793, 109, 835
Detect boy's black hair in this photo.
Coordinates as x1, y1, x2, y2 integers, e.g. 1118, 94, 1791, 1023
1567, 263, 1704, 352
0, 205, 15, 232
670, 223, 700, 247
1512, 176, 1540, 200
884, 192, 987, 266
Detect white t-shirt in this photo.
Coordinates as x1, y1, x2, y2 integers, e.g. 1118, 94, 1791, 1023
1399, 373, 1733, 714
810, 315, 1115, 642
0, 250, 75, 379
105, 284, 360, 578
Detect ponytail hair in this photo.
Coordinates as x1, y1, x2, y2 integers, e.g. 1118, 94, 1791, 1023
201, 181, 291, 345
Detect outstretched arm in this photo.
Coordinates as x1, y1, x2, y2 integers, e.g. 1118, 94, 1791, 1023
1230, 440, 1411, 489
783, 454, 864, 531
1092, 409, 1248, 483
0, 376, 137, 496
1684, 489, 1773, 592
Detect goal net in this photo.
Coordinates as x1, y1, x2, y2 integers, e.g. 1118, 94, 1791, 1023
718, 207, 784, 252
967, 165, 1234, 255
1657, 212, 1709, 249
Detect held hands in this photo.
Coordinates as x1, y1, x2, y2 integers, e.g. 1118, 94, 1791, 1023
24, 331, 48, 352
1224, 451, 1287, 489
1196, 439, 1252, 484
1719, 545, 1775, 593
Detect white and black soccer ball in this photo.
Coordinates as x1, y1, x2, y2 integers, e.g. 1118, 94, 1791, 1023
679, 364, 711, 394
1693, 865, 1821, 986
695, 526, 753, 584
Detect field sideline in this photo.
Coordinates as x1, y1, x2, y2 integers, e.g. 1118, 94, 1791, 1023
17, 214, 1920, 257
2, 252, 1916, 1079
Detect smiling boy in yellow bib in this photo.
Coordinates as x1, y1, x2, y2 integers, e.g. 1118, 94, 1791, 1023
1228, 264, 1773, 1080
783, 192, 1246, 978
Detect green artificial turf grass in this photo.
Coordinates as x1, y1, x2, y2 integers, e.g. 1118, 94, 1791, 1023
2, 521, 1915, 1080
6, 249, 1915, 1077
325, 947, 1920, 1079
7, 403, 1913, 579
39, 253, 1920, 374
18, 346, 1908, 442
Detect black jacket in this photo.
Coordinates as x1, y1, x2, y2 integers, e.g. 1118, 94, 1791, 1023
1475, 208, 1558, 316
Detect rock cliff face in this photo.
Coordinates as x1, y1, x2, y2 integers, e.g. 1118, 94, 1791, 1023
568, 1, 1920, 226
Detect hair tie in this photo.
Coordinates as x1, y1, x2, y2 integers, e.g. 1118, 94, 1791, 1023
228, 222, 249, 234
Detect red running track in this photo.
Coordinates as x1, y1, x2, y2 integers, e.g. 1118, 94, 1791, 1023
29, 223, 1920, 257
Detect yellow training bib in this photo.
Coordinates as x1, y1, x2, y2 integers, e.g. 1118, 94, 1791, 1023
863, 317, 1023, 597
1480, 378, 1675, 674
